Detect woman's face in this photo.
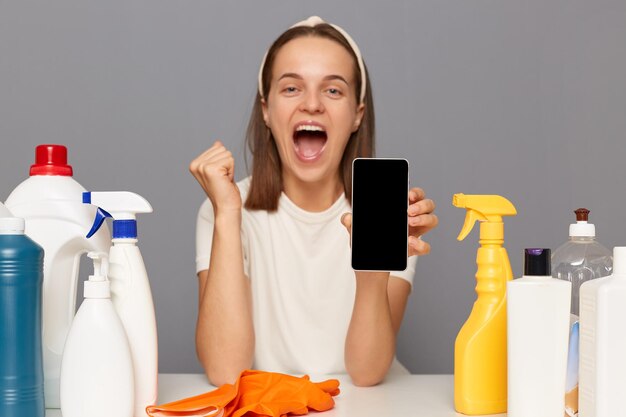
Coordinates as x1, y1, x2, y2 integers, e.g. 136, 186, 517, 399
262, 36, 364, 188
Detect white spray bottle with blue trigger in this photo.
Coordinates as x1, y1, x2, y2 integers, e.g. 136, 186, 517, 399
83, 191, 158, 416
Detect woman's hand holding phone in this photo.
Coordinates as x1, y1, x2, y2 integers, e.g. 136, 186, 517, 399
407, 187, 437, 256
348, 158, 438, 271
342, 186, 437, 258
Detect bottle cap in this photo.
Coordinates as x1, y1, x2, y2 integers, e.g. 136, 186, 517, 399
614, 247, 626, 275
569, 208, 595, 237
113, 220, 138, 239
0, 217, 25, 234
524, 248, 551, 276
29, 144, 73, 176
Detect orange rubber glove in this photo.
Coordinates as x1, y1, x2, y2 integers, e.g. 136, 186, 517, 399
145, 370, 340, 417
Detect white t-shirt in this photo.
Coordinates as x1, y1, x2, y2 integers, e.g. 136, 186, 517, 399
195, 177, 418, 375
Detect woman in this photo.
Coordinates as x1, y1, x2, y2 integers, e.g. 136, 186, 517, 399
190, 16, 438, 387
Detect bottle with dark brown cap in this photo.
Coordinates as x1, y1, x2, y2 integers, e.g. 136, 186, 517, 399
553, 208, 612, 315
552, 208, 613, 417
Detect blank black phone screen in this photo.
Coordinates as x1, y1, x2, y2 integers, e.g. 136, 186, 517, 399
351, 158, 408, 271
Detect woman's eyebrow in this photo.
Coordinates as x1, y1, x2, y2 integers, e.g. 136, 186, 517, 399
323, 75, 349, 85
277, 73, 349, 85
278, 72, 303, 81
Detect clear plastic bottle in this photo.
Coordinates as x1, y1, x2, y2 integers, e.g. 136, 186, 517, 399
552, 208, 613, 417
552, 208, 612, 316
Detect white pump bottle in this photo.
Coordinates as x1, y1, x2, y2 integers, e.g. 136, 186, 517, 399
4, 145, 111, 408
60, 252, 134, 417
83, 191, 158, 416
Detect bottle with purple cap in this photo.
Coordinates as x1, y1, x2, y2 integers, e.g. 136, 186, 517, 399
507, 248, 571, 417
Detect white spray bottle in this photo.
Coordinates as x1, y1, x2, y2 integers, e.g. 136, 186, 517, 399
60, 252, 134, 417
83, 191, 158, 416
4, 144, 111, 408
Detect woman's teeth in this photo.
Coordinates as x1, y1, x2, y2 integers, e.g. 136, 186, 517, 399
295, 125, 325, 132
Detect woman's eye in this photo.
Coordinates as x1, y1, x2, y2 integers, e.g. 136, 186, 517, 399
326, 88, 342, 96
283, 86, 298, 94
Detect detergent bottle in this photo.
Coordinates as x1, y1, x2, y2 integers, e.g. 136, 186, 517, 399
60, 252, 134, 417
453, 193, 517, 415
83, 191, 158, 416
4, 144, 111, 408
552, 208, 612, 417
0, 216, 45, 417
507, 248, 571, 417
579, 247, 626, 417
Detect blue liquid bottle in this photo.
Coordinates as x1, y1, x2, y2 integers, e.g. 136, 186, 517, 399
0, 217, 44, 417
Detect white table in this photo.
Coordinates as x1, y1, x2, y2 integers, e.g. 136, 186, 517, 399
45, 373, 507, 416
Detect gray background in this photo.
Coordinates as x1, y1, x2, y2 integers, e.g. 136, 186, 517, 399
1, 0, 625, 374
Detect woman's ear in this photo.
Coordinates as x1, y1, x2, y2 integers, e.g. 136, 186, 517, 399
261, 98, 269, 127
352, 102, 365, 132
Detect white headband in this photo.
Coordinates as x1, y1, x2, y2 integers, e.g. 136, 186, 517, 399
257, 16, 367, 103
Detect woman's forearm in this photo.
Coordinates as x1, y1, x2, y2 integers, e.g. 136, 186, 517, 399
196, 211, 254, 386
345, 272, 396, 386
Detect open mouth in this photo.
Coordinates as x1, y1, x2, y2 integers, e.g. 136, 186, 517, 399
293, 124, 328, 161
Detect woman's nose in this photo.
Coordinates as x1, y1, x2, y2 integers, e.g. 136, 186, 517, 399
299, 91, 324, 114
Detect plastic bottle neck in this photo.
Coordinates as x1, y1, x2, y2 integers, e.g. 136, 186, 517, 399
0, 218, 26, 234
112, 238, 138, 245
112, 219, 137, 239
84, 278, 111, 298
478, 222, 504, 246
521, 274, 553, 280
569, 236, 596, 242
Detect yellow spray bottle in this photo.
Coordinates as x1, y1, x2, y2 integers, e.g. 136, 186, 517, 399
453, 193, 517, 415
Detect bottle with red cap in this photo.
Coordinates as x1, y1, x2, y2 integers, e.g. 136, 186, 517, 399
4, 144, 111, 409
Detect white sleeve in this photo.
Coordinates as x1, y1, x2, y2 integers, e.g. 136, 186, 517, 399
389, 255, 418, 287
195, 198, 250, 277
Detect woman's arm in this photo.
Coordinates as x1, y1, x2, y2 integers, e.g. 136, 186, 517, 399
342, 187, 438, 386
190, 142, 254, 386
344, 272, 410, 386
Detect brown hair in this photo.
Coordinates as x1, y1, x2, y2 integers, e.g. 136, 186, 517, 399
245, 23, 375, 211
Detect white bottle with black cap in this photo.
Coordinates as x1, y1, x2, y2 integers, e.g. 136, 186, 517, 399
507, 248, 571, 417
579, 247, 626, 417
60, 251, 134, 417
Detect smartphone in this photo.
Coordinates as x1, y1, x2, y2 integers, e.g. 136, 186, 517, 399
351, 158, 409, 271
